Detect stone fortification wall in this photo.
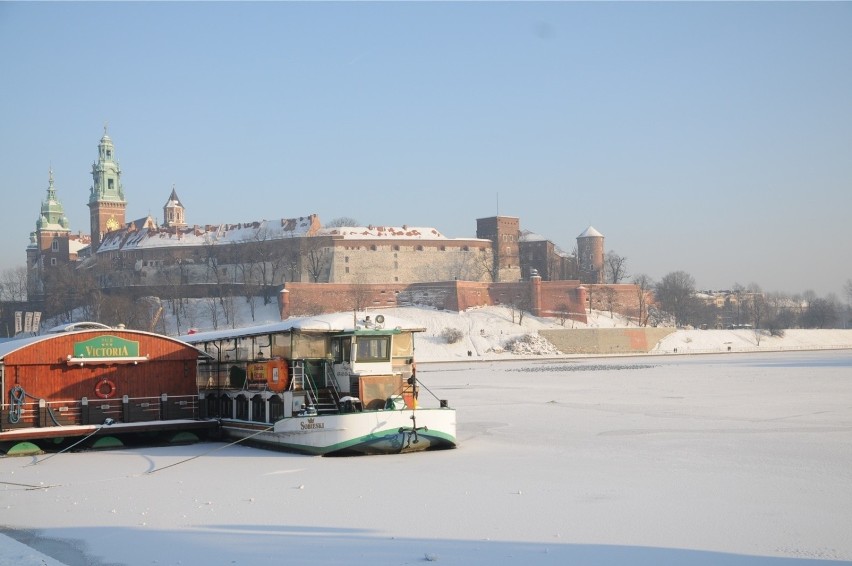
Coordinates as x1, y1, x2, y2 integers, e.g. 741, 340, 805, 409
279, 279, 595, 323
539, 328, 676, 355
329, 241, 491, 284
585, 284, 646, 321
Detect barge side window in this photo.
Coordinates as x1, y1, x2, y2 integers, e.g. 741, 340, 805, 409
331, 337, 351, 363
355, 336, 390, 362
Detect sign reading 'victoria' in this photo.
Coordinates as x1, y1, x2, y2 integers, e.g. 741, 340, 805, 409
73, 335, 140, 358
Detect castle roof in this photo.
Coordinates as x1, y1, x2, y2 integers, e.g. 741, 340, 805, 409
164, 187, 182, 209
95, 215, 320, 254
578, 226, 604, 238
322, 225, 447, 240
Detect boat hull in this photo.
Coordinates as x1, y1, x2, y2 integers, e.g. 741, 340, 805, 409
216, 407, 456, 456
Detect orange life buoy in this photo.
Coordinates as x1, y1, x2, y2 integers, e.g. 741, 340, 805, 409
95, 379, 116, 399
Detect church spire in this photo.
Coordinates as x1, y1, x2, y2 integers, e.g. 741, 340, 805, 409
88, 125, 127, 250
163, 184, 187, 228
38, 167, 69, 231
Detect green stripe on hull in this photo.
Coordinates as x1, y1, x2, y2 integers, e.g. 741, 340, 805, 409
221, 424, 456, 456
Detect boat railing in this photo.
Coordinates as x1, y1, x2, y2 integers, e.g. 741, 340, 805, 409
290, 360, 342, 414
0, 394, 200, 432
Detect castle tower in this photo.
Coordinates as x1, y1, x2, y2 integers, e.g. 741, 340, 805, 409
577, 226, 604, 284
163, 186, 187, 229
88, 124, 126, 250
476, 216, 521, 282
27, 168, 72, 297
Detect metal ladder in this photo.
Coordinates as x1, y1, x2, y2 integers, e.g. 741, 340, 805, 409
290, 361, 341, 414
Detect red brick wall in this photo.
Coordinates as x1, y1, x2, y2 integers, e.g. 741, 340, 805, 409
584, 284, 644, 320
279, 280, 608, 324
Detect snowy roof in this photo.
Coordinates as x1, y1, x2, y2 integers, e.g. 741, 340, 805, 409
519, 230, 547, 242
578, 226, 604, 238
96, 215, 319, 253
179, 312, 425, 344
322, 225, 446, 240
164, 188, 182, 208
0, 327, 210, 361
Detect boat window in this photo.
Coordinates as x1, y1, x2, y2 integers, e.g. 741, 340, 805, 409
392, 332, 413, 358
292, 334, 329, 359
271, 333, 291, 359
331, 337, 351, 363
355, 336, 390, 362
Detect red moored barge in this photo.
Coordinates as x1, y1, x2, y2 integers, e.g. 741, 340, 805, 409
0, 323, 214, 455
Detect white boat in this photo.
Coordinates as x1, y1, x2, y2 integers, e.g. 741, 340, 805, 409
180, 313, 456, 456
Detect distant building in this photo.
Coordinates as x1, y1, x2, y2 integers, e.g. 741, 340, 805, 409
24, 128, 612, 316
476, 216, 521, 282
88, 126, 127, 251
518, 230, 577, 282
26, 168, 90, 299
577, 226, 605, 284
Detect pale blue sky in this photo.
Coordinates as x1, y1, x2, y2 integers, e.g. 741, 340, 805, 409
1, 2, 850, 298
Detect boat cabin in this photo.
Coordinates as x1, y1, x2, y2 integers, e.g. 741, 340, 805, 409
184, 313, 423, 423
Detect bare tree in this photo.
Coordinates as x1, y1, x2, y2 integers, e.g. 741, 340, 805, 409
654, 271, 697, 327
41, 264, 99, 322
730, 283, 749, 327
555, 303, 571, 326
470, 247, 496, 282
632, 274, 654, 327
604, 252, 629, 284
602, 286, 617, 318
508, 286, 531, 325
204, 296, 220, 330
0, 266, 29, 302
302, 236, 330, 283
801, 297, 837, 329
748, 283, 766, 330
324, 217, 360, 228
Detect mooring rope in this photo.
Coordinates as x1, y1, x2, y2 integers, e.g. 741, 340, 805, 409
145, 422, 276, 475
8, 385, 25, 424
7, 385, 61, 426
24, 419, 116, 467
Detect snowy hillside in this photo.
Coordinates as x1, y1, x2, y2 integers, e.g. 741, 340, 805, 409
155, 299, 852, 362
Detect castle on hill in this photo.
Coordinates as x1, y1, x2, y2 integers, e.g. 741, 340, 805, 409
27, 128, 616, 321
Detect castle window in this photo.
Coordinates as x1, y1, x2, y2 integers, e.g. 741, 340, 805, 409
345, 256, 349, 263
416, 245, 424, 251
50, 258, 57, 266
108, 179, 114, 191
345, 267, 350, 274
370, 245, 377, 251
52, 240, 59, 251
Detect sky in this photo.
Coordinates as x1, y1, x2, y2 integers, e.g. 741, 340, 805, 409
1, 2, 850, 299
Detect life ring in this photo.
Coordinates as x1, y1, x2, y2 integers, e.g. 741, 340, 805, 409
95, 379, 116, 399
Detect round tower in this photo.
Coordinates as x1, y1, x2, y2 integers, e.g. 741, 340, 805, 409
577, 226, 604, 284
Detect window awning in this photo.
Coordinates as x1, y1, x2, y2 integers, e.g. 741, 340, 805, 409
66, 355, 150, 366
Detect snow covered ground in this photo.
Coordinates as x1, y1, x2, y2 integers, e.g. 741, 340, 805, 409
154, 300, 852, 361
2, 304, 852, 565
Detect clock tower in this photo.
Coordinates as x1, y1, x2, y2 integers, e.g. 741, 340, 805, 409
88, 124, 126, 251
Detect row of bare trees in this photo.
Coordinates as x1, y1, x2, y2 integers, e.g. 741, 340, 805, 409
601, 252, 851, 330
651, 271, 850, 330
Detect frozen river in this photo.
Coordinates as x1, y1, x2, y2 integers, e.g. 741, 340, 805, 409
2, 349, 851, 565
